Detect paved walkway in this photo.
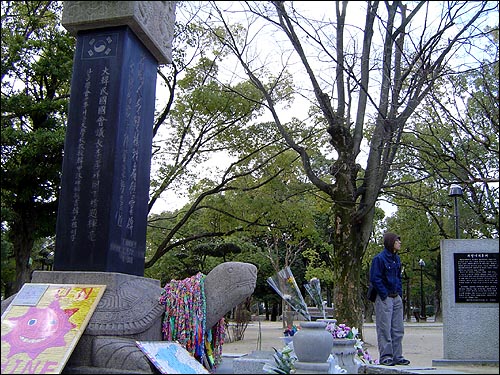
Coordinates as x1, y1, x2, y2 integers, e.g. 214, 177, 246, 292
215, 320, 499, 374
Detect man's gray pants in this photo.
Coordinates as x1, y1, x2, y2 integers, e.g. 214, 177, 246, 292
374, 294, 405, 362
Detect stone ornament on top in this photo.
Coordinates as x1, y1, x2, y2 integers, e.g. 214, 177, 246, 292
61, 1, 176, 64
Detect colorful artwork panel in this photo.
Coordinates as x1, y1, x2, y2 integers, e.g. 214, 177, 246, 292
136, 341, 209, 374
1, 283, 106, 374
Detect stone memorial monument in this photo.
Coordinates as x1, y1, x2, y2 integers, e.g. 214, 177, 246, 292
433, 239, 499, 367
53, 1, 175, 275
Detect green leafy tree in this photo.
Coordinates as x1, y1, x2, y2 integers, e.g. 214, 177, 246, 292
198, 1, 496, 332
145, 144, 329, 319
144, 9, 294, 267
1, 1, 74, 295
383, 205, 442, 318
389, 26, 498, 238
1, 220, 15, 296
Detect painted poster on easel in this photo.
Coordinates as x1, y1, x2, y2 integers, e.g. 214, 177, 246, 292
1, 283, 106, 374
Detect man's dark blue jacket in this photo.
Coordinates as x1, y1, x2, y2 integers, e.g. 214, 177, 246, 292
369, 248, 403, 300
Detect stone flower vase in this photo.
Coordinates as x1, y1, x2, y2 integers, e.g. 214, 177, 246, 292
293, 321, 334, 363
331, 338, 360, 374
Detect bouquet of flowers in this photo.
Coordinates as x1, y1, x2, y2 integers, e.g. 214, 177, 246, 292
355, 345, 377, 365
283, 325, 298, 337
267, 267, 311, 321
325, 322, 377, 365
325, 322, 357, 339
304, 277, 325, 319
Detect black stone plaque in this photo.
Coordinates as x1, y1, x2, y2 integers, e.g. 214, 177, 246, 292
53, 26, 157, 276
454, 252, 499, 303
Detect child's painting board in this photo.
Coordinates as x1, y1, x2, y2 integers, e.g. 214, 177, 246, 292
136, 341, 209, 374
1, 283, 106, 374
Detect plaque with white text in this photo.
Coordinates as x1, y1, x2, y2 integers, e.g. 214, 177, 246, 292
454, 252, 499, 303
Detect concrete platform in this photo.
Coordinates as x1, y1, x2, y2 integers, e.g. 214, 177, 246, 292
215, 320, 499, 374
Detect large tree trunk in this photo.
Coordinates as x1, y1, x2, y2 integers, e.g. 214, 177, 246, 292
10, 205, 36, 295
329, 171, 375, 335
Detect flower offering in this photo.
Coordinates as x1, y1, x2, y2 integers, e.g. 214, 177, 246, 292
267, 266, 311, 321
283, 324, 298, 337
304, 277, 325, 319
325, 322, 356, 339
325, 322, 377, 365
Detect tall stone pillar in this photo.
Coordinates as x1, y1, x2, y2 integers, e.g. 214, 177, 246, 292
53, 2, 175, 276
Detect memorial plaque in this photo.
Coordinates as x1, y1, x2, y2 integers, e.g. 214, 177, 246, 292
53, 26, 157, 276
454, 252, 499, 303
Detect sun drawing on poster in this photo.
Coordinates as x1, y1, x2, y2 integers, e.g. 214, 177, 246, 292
2, 299, 78, 359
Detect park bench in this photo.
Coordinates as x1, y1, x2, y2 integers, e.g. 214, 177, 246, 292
308, 306, 335, 320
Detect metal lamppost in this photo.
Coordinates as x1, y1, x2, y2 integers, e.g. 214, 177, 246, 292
402, 265, 411, 321
448, 184, 463, 239
418, 258, 426, 320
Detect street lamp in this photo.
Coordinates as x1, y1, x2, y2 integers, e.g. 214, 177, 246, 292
418, 259, 426, 321
448, 184, 463, 239
402, 265, 411, 321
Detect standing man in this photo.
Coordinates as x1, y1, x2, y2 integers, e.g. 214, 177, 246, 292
369, 232, 411, 366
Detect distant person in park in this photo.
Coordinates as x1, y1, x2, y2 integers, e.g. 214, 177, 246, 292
369, 232, 411, 366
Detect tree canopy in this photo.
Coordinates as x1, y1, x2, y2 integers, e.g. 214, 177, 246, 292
1, 1, 74, 294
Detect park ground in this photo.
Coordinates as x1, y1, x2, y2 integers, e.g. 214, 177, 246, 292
216, 319, 499, 374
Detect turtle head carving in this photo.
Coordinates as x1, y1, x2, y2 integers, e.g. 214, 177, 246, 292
204, 262, 257, 329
